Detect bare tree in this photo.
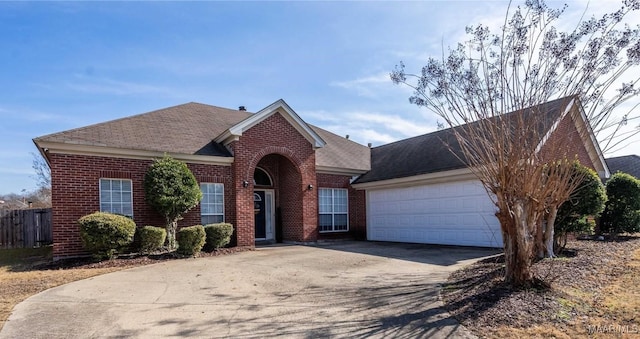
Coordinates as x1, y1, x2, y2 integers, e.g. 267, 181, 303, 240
392, 0, 640, 287
31, 152, 51, 188
31, 152, 51, 206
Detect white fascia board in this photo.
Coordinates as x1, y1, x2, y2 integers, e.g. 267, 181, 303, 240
32, 139, 52, 168
35, 141, 234, 166
574, 104, 610, 178
315, 165, 369, 176
535, 98, 575, 153
533, 98, 610, 178
214, 99, 326, 149
352, 167, 475, 190
214, 131, 239, 146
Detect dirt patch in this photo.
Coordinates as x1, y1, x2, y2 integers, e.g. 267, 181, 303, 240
441, 236, 640, 338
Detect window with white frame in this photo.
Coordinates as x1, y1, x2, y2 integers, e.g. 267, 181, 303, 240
99, 178, 133, 217
201, 183, 224, 225
318, 188, 348, 232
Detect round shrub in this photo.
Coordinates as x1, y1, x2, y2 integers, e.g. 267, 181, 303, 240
176, 225, 206, 256
139, 226, 167, 253
203, 223, 234, 251
78, 212, 136, 260
600, 172, 640, 235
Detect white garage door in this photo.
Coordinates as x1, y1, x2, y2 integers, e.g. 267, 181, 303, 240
367, 180, 502, 247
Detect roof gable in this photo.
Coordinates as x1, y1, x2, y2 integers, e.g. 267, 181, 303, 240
214, 99, 326, 149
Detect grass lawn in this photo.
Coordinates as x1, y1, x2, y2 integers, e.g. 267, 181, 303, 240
442, 236, 640, 339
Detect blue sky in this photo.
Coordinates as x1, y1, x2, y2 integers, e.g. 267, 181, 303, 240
1, 0, 639, 195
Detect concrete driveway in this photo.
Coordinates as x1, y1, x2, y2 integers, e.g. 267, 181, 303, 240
1, 242, 498, 339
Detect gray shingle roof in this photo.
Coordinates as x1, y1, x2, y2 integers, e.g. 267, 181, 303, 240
34, 102, 370, 171
312, 126, 371, 172
354, 97, 574, 184
35, 102, 248, 156
606, 155, 640, 179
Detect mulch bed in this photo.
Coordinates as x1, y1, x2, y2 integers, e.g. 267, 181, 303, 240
31, 247, 254, 271
440, 236, 640, 336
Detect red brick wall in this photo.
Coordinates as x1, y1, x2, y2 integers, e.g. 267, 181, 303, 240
230, 111, 317, 245
49, 153, 232, 258
316, 174, 367, 240
279, 159, 304, 241
540, 109, 596, 170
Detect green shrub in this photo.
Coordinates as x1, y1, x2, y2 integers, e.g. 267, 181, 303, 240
203, 223, 234, 251
78, 212, 136, 260
554, 162, 606, 251
600, 172, 640, 235
138, 226, 167, 253
176, 225, 206, 256
144, 155, 202, 250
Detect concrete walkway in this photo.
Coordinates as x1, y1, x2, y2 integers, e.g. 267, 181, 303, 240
1, 242, 498, 338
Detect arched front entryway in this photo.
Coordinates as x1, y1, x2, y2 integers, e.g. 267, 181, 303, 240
252, 154, 305, 243
233, 144, 318, 247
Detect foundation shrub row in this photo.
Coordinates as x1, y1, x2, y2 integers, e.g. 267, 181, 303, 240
78, 212, 234, 260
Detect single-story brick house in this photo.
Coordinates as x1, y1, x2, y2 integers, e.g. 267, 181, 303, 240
34, 96, 609, 258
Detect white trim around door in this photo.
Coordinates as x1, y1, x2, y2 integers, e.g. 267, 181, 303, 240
254, 189, 275, 241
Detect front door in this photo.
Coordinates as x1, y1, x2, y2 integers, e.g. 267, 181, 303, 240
254, 191, 266, 239
254, 190, 274, 240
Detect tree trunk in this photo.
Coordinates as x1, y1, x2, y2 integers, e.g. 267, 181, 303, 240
166, 218, 177, 250
543, 207, 557, 258
498, 201, 535, 287
535, 219, 545, 259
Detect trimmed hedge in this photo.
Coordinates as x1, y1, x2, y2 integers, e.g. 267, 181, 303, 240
176, 225, 206, 256
78, 212, 136, 260
139, 226, 167, 253
203, 223, 234, 251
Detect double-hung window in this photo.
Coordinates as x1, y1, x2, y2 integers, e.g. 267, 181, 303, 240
318, 188, 348, 232
201, 183, 224, 225
99, 178, 133, 217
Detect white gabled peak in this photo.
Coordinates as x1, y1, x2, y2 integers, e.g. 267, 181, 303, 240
214, 99, 326, 149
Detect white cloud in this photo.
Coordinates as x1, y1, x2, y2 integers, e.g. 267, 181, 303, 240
304, 108, 436, 147
330, 72, 394, 98
331, 72, 389, 88
359, 129, 398, 145
349, 112, 433, 137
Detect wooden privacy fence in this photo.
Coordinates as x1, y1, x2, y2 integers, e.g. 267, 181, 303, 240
0, 208, 52, 249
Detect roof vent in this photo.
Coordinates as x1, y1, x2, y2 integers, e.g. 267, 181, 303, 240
368, 143, 372, 148
345, 135, 349, 140
239, 106, 246, 111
